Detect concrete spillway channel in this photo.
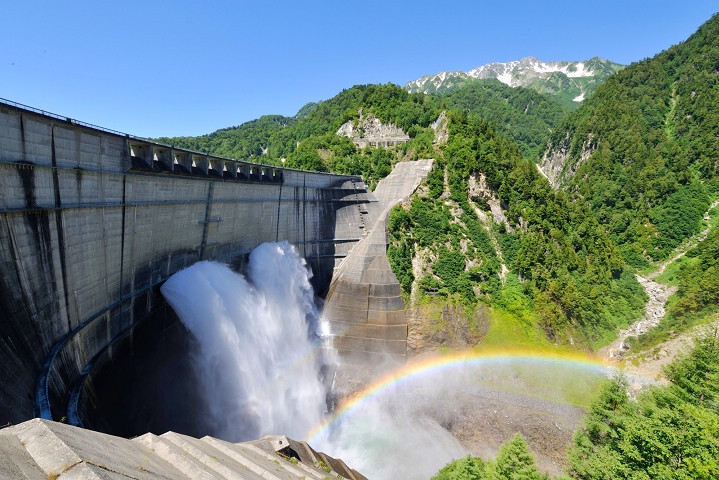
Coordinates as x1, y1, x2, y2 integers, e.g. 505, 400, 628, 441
324, 159, 434, 364
0, 99, 376, 438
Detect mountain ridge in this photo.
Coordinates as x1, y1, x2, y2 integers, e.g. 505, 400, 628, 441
404, 56, 624, 110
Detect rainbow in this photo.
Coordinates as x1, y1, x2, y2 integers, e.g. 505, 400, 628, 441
305, 349, 617, 441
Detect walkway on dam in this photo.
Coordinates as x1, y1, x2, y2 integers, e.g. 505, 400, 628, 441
324, 159, 433, 364
0, 419, 366, 480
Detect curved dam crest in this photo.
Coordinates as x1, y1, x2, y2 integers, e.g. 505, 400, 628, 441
0, 99, 380, 428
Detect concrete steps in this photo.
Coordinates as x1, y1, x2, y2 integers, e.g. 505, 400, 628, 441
0, 419, 366, 480
134, 433, 235, 480
0, 434, 47, 480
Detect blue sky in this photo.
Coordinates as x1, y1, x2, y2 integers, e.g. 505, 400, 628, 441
2, 1, 716, 138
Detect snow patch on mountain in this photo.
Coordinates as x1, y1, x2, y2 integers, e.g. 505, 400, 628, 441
496, 71, 514, 86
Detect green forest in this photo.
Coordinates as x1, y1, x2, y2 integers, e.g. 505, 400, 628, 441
439, 80, 568, 159
387, 111, 646, 348
544, 13, 719, 267
157, 78, 568, 165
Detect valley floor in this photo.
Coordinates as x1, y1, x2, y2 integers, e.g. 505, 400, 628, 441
622, 315, 719, 382
603, 199, 719, 382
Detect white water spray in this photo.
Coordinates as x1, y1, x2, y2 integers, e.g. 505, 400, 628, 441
160, 241, 333, 441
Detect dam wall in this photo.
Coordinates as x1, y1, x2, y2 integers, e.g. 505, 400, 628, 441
0, 100, 370, 426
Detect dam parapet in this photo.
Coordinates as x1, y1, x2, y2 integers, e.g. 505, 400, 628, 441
0, 98, 370, 426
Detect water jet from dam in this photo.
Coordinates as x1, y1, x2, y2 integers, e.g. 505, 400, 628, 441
160, 241, 334, 442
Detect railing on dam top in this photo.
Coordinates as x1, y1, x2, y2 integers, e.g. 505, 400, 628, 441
0, 97, 361, 187
128, 141, 284, 184
0, 97, 129, 137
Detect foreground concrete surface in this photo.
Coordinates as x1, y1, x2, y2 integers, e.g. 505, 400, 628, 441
324, 159, 433, 364
0, 419, 366, 480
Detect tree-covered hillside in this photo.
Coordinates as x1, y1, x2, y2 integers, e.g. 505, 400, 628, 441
542, 13, 719, 267
156, 114, 297, 161
155, 101, 322, 161
158, 81, 567, 166
439, 80, 567, 159
629, 204, 719, 351
388, 112, 645, 348
158, 84, 441, 183
567, 332, 719, 479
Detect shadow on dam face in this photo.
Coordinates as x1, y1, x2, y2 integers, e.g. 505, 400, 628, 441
81, 303, 212, 439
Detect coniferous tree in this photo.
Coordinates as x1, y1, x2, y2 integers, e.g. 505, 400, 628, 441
490, 434, 548, 480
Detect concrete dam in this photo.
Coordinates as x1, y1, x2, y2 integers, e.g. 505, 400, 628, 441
0, 98, 424, 436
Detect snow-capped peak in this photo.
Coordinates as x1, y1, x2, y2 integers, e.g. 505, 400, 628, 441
404, 56, 624, 106
467, 57, 596, 84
